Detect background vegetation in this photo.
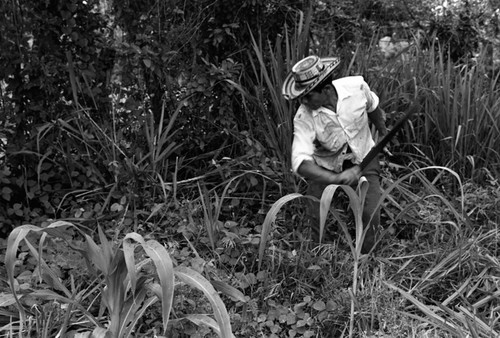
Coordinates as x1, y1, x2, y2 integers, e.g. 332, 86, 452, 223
0, 0, 499, 337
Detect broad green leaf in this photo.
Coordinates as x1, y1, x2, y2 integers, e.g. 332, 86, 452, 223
339, 185, 366, 253
5, 227, 33, 294
98, 225, 114, 271
355, 176, 369, 211
319, 184, 340, 244
175, 266, 233, 338
84, 234, 106, 273
258, 193, 316, 270
123, 233, 174, 335
142, 239, 174, 334
0, 293, 17, 307
319, 183, 368, 256
147, 282, 162, 298
40, 220, 77, 238
92, 327, 111, 338
312, 300, 326, 311
122, 235, 139, 293
211, 280, 246, 303
105, 249, 127, 314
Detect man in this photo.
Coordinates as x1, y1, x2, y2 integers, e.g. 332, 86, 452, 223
282, 55, 388, 254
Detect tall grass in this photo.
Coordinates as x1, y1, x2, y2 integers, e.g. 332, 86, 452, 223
226, 8, 313, 191
256, 163, 499, 336
362, 42, 500, 180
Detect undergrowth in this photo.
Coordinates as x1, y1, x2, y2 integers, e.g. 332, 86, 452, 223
1, 6, 500, 338
1, 162, 499, 337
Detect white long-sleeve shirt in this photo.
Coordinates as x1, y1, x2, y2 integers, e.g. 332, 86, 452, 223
291, 76, 379, 173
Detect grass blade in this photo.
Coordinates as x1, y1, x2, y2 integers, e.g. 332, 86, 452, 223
257, 193, 315, 270
175, 266, 233, 338
211, 280, 246, 303
319, 184, 341, 245
384, 281, 464, 335
123, 233, 174, 335
122, 236, 138, 294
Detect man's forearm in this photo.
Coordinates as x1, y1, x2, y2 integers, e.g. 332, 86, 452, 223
369, 107, 388, 135
298, 161, 340, 184
297, 160, 360, 186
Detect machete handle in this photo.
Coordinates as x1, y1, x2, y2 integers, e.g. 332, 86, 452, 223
359, 102, 419, 170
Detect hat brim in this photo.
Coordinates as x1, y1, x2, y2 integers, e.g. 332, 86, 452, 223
282, 57, 340, 100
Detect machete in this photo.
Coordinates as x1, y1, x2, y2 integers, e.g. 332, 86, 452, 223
359, 103, 419, 170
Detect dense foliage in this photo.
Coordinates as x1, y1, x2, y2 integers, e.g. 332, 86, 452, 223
1, 0, 499, 337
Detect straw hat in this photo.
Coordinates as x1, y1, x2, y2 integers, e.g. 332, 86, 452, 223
282, 55, 340, 100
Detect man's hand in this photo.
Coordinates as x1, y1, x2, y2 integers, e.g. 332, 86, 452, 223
378, 133, 393, 157
297, 160, 362, 186
338, 165, 361, 186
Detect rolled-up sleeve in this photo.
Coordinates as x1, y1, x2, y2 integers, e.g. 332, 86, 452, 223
292, 110, 316, 173
362, 81, 379, 113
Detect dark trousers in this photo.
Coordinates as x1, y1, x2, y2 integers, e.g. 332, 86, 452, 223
305, 158, 381, 253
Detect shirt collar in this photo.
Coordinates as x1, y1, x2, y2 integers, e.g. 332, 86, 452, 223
309, 80, 353, 117
331, 78, 353, 101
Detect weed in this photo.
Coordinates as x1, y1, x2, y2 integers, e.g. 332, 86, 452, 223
2, 221, 235, 337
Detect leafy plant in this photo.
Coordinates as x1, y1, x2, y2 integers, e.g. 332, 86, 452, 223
257, 177, 376, 338
3, 221, 236, 337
